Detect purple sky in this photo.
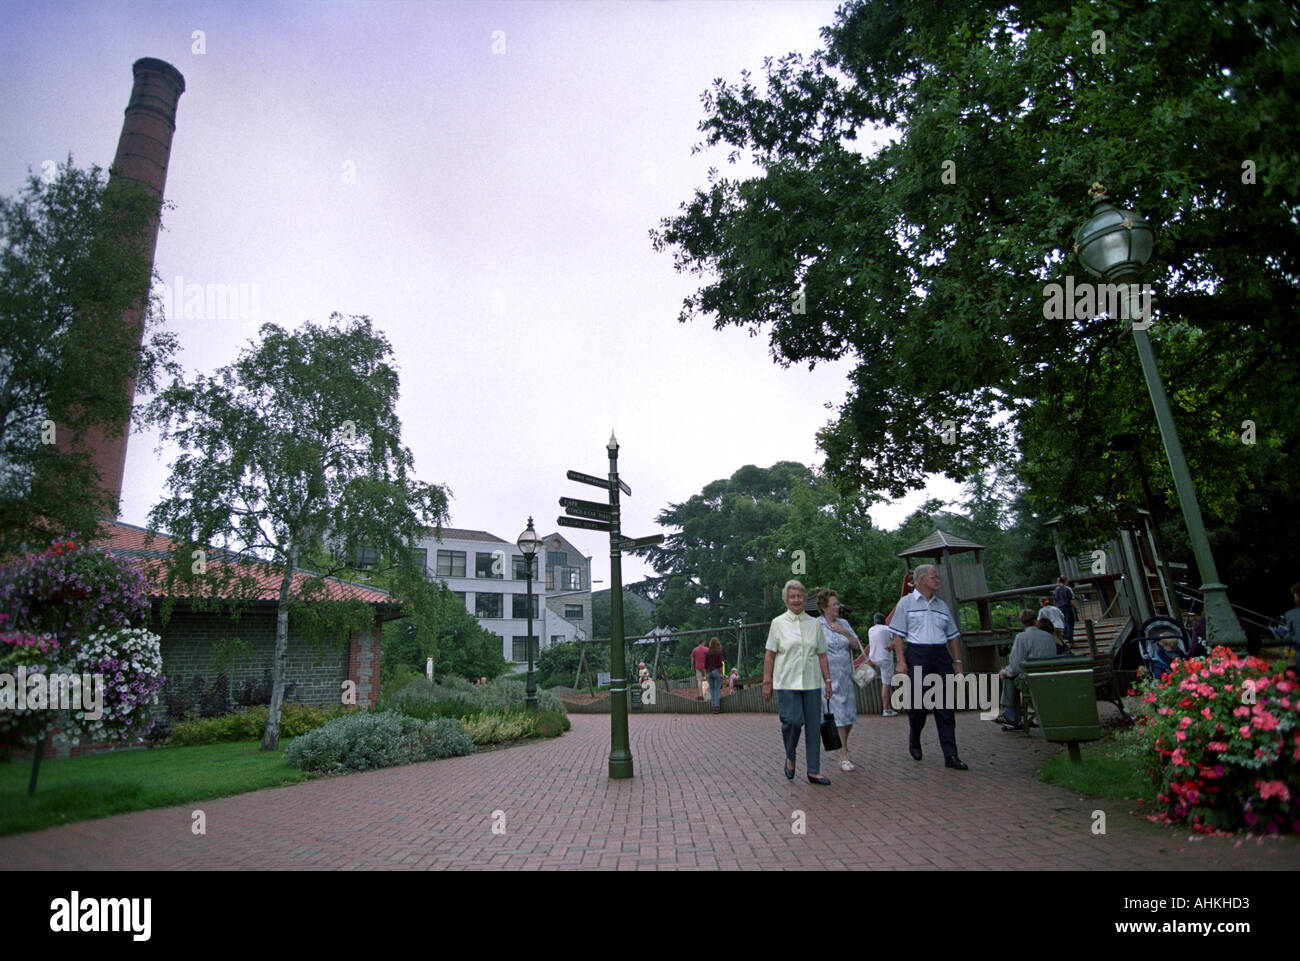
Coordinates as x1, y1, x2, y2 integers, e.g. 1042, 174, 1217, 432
2, 1, 963, 588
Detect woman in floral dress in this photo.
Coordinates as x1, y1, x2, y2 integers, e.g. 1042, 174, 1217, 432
816, 588, 864, 771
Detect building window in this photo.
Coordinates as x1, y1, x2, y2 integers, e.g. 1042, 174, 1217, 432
437, 550, 466, 577
410, 548, 427, 575
512, 594, 539, 619
453, 591, 466, 610
355, 546, 380, 569
547, 550, 567, 567
513, 555, 536, 580
511, 636, 538, 662
551, 635, 564, 646
562, 568, 582, 591
476, 551, 504, 579
564, 604, 584, 620
475, 593, 502, 618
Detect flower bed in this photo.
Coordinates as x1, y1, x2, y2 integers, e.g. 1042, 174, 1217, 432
1133, 645, 1297, 834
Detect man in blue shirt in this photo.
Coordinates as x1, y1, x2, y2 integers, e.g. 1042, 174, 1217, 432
890, 564, 968, 769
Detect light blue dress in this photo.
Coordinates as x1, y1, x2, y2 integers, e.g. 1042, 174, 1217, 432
819, 616, 859, 727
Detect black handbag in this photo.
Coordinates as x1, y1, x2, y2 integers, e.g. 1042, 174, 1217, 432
820, 697, 842, 750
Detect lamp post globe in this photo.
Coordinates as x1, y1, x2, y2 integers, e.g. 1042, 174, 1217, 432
1074, 183, 1154, 283
1073, 185, 1245, 648
517, 517, 541, 711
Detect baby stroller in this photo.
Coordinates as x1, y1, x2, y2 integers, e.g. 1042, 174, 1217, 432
1133, 616, 1191, 681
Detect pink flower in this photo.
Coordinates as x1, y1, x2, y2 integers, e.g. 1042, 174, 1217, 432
1179, 716, 1193, 729
1251, 713, 1279, 732
1176, 731, 1187, 741
1239, 725, 1252, 739
1171, 748, 1186, 766
1257, 781, 1291, 802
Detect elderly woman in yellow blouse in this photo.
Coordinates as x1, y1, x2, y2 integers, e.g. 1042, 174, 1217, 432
763, 579, 834, 784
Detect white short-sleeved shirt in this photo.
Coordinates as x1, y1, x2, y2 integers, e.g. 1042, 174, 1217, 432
887, 590, 960, 646
1040, 605, 1065, 631
867, 623, 894, 662
766, 611, 826, 690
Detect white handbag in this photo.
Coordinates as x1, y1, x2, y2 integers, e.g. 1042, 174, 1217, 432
853, 659, 877, 689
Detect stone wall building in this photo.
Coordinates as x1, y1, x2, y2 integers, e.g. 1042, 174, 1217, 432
103, 521, 400, 714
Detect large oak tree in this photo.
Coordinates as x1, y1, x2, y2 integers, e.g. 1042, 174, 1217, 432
653, 0, 1299, 561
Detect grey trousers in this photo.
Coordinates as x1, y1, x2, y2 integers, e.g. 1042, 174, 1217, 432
777, 688, 822, 775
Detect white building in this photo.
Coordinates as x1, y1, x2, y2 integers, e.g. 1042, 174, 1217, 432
417, 527, 587, 670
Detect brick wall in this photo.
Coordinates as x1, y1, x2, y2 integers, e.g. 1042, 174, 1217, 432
26, 605, 382, 759
158, 608, 353, 710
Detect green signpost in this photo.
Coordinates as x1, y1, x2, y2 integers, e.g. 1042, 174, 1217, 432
558, 434, 662, 779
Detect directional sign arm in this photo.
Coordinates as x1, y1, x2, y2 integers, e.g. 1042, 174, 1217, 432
564, 505, 614, 523
559, 496, 613, 514
614, 534, 664, 551
557, 516, 613, 533
566, 470, 612, 490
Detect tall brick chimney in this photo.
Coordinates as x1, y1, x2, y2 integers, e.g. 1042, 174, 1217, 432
67, 57, 185, 518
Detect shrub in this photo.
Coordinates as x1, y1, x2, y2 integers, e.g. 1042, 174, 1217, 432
169, 703, 337, 746
535, 640, 607, 689
284, 711, 474, 773
461, 711, 532, 744
386, 674, 566, 716
1132, 645, 1298, 834
459, 708, 571, 745
378, 689, 477, 723
382, 663, 424, 699
453, 675, 567, 714
233, 669, 275, 707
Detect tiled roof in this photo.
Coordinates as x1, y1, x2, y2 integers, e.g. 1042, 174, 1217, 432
96, 520, 397, 607
429, 527, 510, 545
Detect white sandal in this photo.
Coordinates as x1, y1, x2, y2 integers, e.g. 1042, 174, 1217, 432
840, 760, 855, 771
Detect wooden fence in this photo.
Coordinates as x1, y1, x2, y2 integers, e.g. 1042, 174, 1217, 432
558, 681, 888, 715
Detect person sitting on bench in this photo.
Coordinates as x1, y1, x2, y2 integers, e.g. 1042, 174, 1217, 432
992, 609, 1059, 730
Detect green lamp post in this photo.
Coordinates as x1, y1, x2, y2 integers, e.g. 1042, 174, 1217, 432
1074, 183, 1245, 648
517, 517, 542, 711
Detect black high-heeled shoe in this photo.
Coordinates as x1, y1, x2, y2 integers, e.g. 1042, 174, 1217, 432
783, 760, 795, 780
807, 774, 831, 785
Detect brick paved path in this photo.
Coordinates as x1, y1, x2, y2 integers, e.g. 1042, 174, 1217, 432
2, 713, 1297, 870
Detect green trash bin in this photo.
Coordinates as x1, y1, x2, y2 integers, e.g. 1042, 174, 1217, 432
1020, 654, 1102, 762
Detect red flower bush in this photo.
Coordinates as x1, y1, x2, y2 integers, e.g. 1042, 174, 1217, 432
1134, 645, 1298, 834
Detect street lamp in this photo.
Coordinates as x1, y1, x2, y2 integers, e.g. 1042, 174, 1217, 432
1074, 184, 1245, 647
517, 516, 542, 711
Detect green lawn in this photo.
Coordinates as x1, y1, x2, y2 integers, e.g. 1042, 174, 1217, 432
0, 740, 316, 838
1038, 729, 1158, 802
